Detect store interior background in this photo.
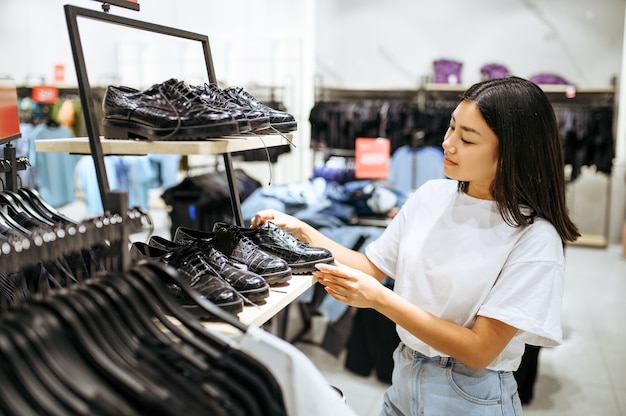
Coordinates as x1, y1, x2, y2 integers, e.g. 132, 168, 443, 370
1, 1, 626, 415
1, 0, 625, 245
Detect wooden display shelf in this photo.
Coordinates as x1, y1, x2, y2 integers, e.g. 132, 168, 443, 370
34, 134, 292, 156
567, 233, 608, 248
203, 274, 316, 336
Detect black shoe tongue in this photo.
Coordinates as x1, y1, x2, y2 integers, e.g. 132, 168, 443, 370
212, 227, 238, 255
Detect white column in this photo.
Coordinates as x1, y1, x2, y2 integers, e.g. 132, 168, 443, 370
610, 6, 626, 245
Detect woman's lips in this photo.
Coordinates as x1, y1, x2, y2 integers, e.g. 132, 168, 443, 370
443, 156, 457, 166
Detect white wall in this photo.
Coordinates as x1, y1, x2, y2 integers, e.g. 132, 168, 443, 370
315, 0, 624, 88
1, 0, 624, 243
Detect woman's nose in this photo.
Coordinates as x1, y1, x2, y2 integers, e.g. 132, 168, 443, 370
442, 137, 453, 152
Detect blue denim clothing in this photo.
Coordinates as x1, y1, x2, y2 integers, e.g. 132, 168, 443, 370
242, 179, 392, 323
300, 225, 385, 322
380, 344, 523, 416
241, 178, 408, 226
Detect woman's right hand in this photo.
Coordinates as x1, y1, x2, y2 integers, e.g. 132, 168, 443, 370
250, 209, 308, 242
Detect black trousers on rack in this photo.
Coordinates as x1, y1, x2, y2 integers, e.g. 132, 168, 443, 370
514, 344, 542, 404
343, 278, 399, 384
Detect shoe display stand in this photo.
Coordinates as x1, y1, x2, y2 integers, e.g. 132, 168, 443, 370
205, 274, 316, 336
34, 4, 308, 333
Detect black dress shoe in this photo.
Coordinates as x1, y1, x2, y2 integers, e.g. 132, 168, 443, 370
103, 78, 239, 141
174, 226, 292, 285
215, 221, 334, 274
223, 86, 297, 133
129, 241, 243, 317
148, 236, 269, 303
193, 83, 271, 132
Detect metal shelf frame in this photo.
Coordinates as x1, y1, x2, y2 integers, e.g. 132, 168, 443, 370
64, 4, 245, 225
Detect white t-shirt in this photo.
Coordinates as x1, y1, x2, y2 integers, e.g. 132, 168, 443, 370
237, 326, 357, 416
365, 179, 565, 371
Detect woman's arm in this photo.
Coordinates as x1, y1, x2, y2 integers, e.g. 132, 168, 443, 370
314, 262, 518, 370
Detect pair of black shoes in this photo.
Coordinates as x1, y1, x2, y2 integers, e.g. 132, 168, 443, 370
174, 225, 293, 286
130, 240, 245, 319
173, 221, 334, 280
213, 221, 334, 275
214, 85, 298, 134
103, 78, 296, 141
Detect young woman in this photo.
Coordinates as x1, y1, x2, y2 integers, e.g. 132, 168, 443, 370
251, 76, 579, 415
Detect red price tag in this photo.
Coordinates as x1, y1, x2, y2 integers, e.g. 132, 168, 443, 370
54, 64, 65, 83
355, 137, 390, 179
0, 78, 21, 141
32, 85, 59, 104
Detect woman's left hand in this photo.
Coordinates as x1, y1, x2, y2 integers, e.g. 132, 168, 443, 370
312, 261, 387, 308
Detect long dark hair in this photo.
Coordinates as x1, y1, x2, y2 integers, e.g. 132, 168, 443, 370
458, 76, 580, 242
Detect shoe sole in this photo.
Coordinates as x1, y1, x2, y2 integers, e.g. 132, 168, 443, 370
238, 284, 270, 302
237, 119, 252, 133
262, 269, 292, 285
288, 257, 335, 275
103, 118, 239, 141
182, 298, 243, 320
249, 117, 271, 131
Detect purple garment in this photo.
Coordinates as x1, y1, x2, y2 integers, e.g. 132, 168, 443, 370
529, 73, 572, 85
480, 63, 510, 80
433, 59, 463, 84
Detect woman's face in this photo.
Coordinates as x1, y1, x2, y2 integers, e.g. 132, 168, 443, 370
442, 100, 499, 200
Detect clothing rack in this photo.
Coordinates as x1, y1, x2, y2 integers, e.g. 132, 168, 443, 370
313, 82, 617, 247
0, 144, 29, 192
0, 210, 136, 275
310, 84, 450, 153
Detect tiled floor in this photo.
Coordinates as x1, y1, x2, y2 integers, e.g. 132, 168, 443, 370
294, 243, 626, 416
66, 201, 625, 416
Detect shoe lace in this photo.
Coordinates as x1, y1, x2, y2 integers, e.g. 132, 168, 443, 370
264, 221, 305, 246
204, 83, 239, 106
233, 230, 259, 253
155, 79, 218, 140
168, 244, 258, 308
228, 87, 259, 107
167, 245, 215, 287
197, 241, 229, 270
224, 85, 296, 185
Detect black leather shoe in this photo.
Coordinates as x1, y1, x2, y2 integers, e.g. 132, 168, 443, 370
223, 86, 297, 133
103, 78, 239, 140
236, 221, 334, 274
148, 235, 269, 303
174, 226, 292, 285
129, 241, 243, 316
193, 83, 271, 132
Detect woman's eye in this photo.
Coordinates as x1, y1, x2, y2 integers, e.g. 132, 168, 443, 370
461, 138, 473, 144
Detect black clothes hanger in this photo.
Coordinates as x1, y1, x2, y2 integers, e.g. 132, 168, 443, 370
0, 326, 74, 416
131, 262, 287, 416
0, 191, 56, 227
115, 267, 261, 416
0, 233, 287, 414
58, 287, 220, 416
0, 312, 123, 416
0, 342, 43, 416
25, 292, 206, 416
17, 188, 78, 225
0, 204, 31, 235
84, 273, 235, 416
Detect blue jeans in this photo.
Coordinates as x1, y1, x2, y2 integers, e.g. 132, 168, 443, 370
380, 343, 523, 416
